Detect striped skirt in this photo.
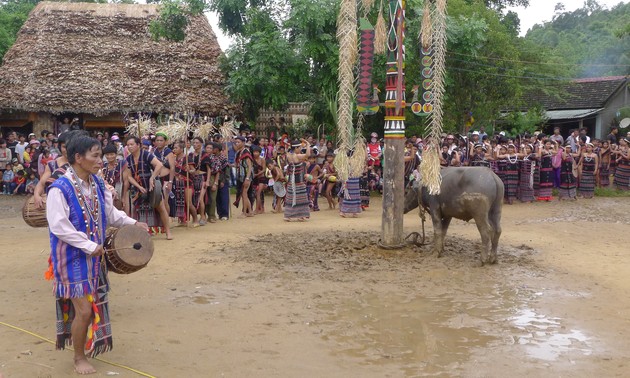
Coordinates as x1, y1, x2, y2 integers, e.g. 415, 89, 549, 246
359, 176, 370, 207
192, 174, 205, 208
518, 160, 535, 202
599, 163, 610, 187
503, 162, 519, 201
558, 161, 576, 199
340, 177, 362, 214
579, 160, 596, 198
613, 159, 630, 191
285, 163, 310, 219
173, 178, 187, 220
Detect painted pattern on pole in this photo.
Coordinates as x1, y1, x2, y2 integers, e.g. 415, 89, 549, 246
383, 0, 405, 139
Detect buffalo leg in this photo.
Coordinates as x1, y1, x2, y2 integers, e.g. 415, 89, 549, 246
430, 212, 444, 257
437, 217, 452, 257
474, 214, 492, 265
489, 213, 502, 264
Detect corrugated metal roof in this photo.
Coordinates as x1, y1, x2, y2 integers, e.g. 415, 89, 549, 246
545, 108, 603, 120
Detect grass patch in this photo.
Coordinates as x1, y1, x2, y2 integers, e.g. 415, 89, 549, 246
594, 187, 630, 197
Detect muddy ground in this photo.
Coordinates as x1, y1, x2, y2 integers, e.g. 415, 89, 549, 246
1, 194, 629, 377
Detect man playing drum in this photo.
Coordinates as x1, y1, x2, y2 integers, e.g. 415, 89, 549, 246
46, 136, 148, 375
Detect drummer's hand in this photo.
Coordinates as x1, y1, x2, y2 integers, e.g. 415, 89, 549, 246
149, 180, 155, 192
135, 221, 149, 232
91, 245, 105, 257
34, 192, 45, 209
138, 186, 147, 194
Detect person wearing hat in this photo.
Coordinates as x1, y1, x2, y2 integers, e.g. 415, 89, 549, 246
233, 136, 255, 217
367, 132, 382, 171
11, 157, 24, 174
470, 143, 491, 167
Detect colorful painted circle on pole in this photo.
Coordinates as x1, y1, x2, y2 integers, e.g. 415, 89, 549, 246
411, 102, 422, 114
422, 56, 433, 67
422, 103, 433, 113
423, 79, 433, 90
422, 67, 433, 78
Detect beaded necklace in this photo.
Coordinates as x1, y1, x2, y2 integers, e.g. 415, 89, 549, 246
507, 154, 518, 164
584, 153, 594, 163
68, 167, 102, 243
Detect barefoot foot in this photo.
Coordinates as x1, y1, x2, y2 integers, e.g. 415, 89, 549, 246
74, 358, 96, 375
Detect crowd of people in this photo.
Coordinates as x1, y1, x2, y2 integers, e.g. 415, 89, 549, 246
423, 126, 630, 203
2, 127, 388, 239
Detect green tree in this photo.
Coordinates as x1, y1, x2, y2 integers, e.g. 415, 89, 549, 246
0, 0, 39, 60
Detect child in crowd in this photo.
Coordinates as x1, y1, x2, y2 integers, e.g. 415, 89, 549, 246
2, 162, 15, 194
25, 172, 39, 194
13, 170, 26, 194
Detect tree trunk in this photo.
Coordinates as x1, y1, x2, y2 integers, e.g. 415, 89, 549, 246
381, 137, 405, 246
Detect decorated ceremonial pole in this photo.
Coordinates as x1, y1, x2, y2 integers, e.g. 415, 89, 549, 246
381, 0, 406, 247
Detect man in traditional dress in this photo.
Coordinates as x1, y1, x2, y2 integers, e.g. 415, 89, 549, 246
124, 137, 172, 239
46, 136, 148, 375
232, 136, 254, 217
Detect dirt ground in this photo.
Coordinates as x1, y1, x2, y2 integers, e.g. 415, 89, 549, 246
1, 193, 630, 378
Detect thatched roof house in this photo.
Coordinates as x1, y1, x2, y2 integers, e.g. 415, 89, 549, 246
0, 1, 232, 133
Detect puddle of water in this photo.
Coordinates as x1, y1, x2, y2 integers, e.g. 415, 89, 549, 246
511, 308, 591, 361
318, 288, 594, 375
318, 292, 503, 376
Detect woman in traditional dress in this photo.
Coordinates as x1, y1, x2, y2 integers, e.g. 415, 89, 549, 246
578, 143, 598, 198
470, 143, 492, 168
359, 166, 370, 210
558, 144, 579, 200
153, 132, 176, 216
537, 140, 555, 201
322, 152, 338, 210
124, 137, 172, 238
33, 130, 83, 208
495, 145, 507, 185
613, 138, 630, 191
496, 144, 519, 204
251, 145, 268, 214
284, 139, 311, 221
305, 153, 322, 211
599, 140, 611, 187
172, 141, 195, 224
102, 144, 126, 208
188, 137, 207, 225
517, 144, 537, 203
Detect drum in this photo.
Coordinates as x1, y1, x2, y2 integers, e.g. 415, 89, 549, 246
273, 181, 286, 198
328, 175, 337, 183
148, 178, 163, 208
104, 225, 154, 274
305, 174, 313, 183
22, 195, 48, 228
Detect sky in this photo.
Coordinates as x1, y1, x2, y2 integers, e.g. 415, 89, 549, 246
207, 0, 630, 51
507, 0, 630, 36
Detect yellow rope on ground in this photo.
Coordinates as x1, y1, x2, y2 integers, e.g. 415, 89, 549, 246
0, 320, 157, 378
